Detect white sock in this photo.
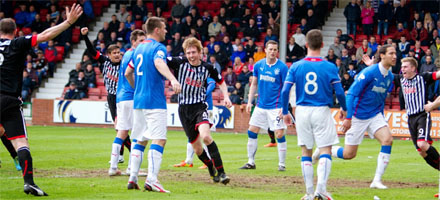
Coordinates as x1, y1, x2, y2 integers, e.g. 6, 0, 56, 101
277, 136, 287, 166
301, 157, 314, 195
247, 138, 258, 164
129, 145, 145, 183
331, 146, 343, 159
373, 152, 390, 182
185, 142, 194, 164
110, 138, 123, 169
147, 144, 164, 183
316, 154, 332, 194
126, 140, 135, 171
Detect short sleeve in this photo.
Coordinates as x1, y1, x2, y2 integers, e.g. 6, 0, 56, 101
166, 56, 184, 71
207, 63, 223, 84
15, 35, 37, 50
421, 72, 436, 84
154, 45, 167, 62
253, 62, 259, 78
285, 64, 296, 84
329, 65, 341, 84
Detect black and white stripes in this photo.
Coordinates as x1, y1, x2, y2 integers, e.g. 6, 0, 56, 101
101, 59, 119, 95
400, 74, 431, 116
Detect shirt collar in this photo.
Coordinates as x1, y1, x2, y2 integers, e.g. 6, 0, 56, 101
266, 58, 278, 67
378, 62, 389, 76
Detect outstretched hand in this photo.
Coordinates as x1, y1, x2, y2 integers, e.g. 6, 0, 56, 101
362, 54, 375, 66
66, 3, 83, 25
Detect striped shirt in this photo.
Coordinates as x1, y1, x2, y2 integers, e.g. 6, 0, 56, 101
396, 72, 437, 116
166, 56, 223, 105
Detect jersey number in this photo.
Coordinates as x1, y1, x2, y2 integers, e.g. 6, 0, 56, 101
0, 53, 4, 66
305, 72, 318, 95
136, 54, 143, 76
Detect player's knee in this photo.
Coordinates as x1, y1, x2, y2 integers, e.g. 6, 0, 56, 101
344, 151, 357, 159
417, 141, 430, 151
203, 135, 213, 144
381, 136, 393, 146
275, 132, 284, 139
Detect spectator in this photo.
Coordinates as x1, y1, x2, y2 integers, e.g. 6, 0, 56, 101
344, 0, 361, 37
50, 4, 60, 23
421, 49, 434, 65
221, 0, 234, 18
336, 29, 352, 46
232, 38, 241, 52
326, 49, 338, 64
182, 15, 194, 37
238, 65, 252, 86
208, 55, 222, 74
22, 71, 34, 101
232, 57, 244, 75
64, 82, 81, 100
377, 0, 393, 36
195, 19, 208, 42
247, 57, 255, 72
208, 16, 221, 37
335, 58, 347, 78
286, 37, 305, 63
230, 44, 246, 63
346, 39, 357, 57
170, 32, 184, 56
106, 31, 118, 46
132, 0, 147, 21
268, 0, 280, 22
184, 0, 199, 18
245, 39, 257, 59
240, 8, 252, 28
216, 25, 229, 42
81, 0, 94, 20
218, 7, 229, 25
109, 15, 120, 34
299, 18, 309, 34
44, 40, 57, 77
429, 29, 439, 47
117, 5, 129, 23
254, 7, 268, 32
360, 1, 374, 37
14, 4, 28, 28
67, 63, 82, 86
31, 14, 48, 33
394, 0, 410, 29
171, 0, 185, 18
253, 46, 266, 62
213, 44, 228, 70
340, 49, 352, 70
292, 27, 306, 48
410, 12, 421, 31
125, 15, 135, 29
398, 36, 411, 57
264, 28, 278, 45
347, 63, 357, 78
329, 37, 344, 58
430, 37, 440, 60
81, 54, 93, 70
224, 66, 237, 88
166, 44, 173, 57
170, 17, 183, 37
355, 39, 372, 64
229, 82, 244, 104
341, 72, 354, 91
202, 10, 212, 26
243, 18, 260, 42
201, 47, 209, 62
84, 64, 96, 88
235, 0, 248, 23
75, 71, 87, 99
412, 40, 425, 62
411, 21, 429, 46
25, 62, 39, 86
392, 22, 410, 42
35, 51, 47, 76
206, 36, 218, 55
294, 0, 307, 24
188, 7, 201, 24
225, 18, 237, 40
368, 36, 378, 56
424, 12, 435, 33
25, 5, 37, 27
99, 22, 111, 41
420, 55, 436, 73
306, 9, 318, 30
117, 22, 128, 42
220, 36, 233, 57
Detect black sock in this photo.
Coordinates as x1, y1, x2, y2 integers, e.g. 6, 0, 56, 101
207, 141, 225, 174
119, 143, 124, 156
267, 129, 276, 144
425, 146, 440, 170
124, 135, 131, 152
1, 135, 17, 158
197, 150, 215, 176
17, 147, 34, 185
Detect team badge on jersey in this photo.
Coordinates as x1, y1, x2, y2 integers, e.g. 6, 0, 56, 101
274, 68, 280, 75
157, 50, 165, 59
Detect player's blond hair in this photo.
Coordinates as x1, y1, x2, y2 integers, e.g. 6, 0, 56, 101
401, 57, 418, 68
182, 37, 202, 53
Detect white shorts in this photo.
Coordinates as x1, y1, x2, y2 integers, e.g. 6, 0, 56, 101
249, 107, 286, 131
345, 113, 388, 145
131, 109, 167, 141
116, 100, 134, 131
295, 106, 339, 149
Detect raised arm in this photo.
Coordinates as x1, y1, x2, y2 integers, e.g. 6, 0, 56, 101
36, 4, 82, 43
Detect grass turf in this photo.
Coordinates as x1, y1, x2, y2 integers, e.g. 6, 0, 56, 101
0, 126, 438, 199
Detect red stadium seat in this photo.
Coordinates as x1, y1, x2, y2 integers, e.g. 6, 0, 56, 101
97, 78, 104, 87
135, 20, 143, 29
21, 27, 32, 35
55, 46, 64, 62
71, 34, 80, 43
94, 67, 101, 75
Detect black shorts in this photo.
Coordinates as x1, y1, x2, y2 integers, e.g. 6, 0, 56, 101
408, 112, 433, 150
178, 103, 210, 144
0, 95, 27, 140
107, 94, 117, 121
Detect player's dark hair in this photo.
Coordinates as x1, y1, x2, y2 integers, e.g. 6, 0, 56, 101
0, 18, 16, 35
130, 29, 145, 43
305, 29, 323, 50
376, 44, 393, 63
106, 44, 120, 54
145, 17, 165, 35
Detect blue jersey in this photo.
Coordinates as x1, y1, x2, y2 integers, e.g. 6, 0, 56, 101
116, 48, 134, 103
129, 39, 167, 109
346, 63, 394, 120
206, 78, 216, 111
253, 58, 288, 109
286, 57, 341, 107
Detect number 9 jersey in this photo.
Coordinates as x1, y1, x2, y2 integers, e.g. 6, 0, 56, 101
128, 38, 167, 109
285, 57, 341, 107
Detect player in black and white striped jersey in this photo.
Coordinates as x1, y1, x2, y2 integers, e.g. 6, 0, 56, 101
166, 37, 232, 184
394, 57, 440, 170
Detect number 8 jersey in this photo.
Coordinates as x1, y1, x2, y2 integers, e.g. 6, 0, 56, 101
128, 38, 167, 109
285, 57, 341, 107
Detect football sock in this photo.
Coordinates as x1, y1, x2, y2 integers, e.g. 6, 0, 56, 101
373, 145, 391, 182
110, 137, 124, 169
331, 146, 344, 159
124, 135, 131, 152
268, 129, 276, 144
203, 144, 211, 159
316, 154, 332, 194
17, 146, 34, 185
277, 136, 287, 166
147, 144, 163, 183
247, 130, 258, 165
207, 141, 224, 174
127, 139, 137, 171
424, 146, 440, 170
185, 142, 194, 164
1, 135, 17, 158
197, 149, 215, 176
129, 144, 145, 183
301, 156, 314, 195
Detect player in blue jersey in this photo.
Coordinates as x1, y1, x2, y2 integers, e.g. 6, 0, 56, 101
124, 17, 181, 193
314, 44, 397, 190
239, 40, 289, 171
173, 78, 215, 169
281, 29, 347, 200
108, 30, 145, 176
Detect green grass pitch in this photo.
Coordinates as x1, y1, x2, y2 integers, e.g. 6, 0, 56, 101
0, 126, 438, 199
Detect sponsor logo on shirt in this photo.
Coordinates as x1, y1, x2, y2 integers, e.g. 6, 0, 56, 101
371, 85, 387, 93
260, 74, 275, 83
